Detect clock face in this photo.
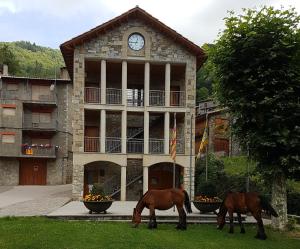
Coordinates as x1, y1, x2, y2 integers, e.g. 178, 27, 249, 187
128, 33, 145, 51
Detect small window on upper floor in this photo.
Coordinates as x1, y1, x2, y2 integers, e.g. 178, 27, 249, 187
3, 107, 16, 116
2, 134, 15, 144
7, 83, 18, 91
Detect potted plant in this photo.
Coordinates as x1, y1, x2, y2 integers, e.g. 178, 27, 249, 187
193, 182, 222, 214
82, 183, 114, 214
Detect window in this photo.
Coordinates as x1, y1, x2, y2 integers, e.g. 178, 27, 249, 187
2, 134, 15, 143
3, 107, 16, 116
7, 83, 18, 91
32, 85, 51, 101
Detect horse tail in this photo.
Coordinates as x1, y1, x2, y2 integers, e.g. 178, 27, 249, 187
259, 195, 278, 217
183, 190, 192, 213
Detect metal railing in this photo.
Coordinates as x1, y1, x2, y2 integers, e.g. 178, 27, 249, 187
127, 89, 144, 107
23, 118, 57, 130
106, 88, 122, 105
176, 138, 185, 154
127, 138, 144, 153
149, 90, 165, 106
170, 91, 185, 107
84, 137, 100, 152
21, 145, 57, 157
85, 87, 101, 104
149, 139, 164, 154
106, 137, 121, 153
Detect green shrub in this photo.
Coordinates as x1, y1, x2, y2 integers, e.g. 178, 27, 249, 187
196, 182, 217, 197
90, 183, 105, 196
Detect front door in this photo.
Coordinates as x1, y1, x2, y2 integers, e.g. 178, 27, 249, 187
19, 159, 47, 185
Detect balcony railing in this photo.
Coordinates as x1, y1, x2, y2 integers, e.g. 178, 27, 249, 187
106, 137, 121, 153
21, 145, 57, 157
149, 90, 165, 106
85, 87, 101, 104
23, 119, 57, 130
106, 88, 122, 105
0, 90, 18, 100
84, 137, 100, 152
170, 91, 185, 107
127, 138, 144, 153
175, 138, 185, 154
24, 92, 56, 103
149, 139, 164, 154
127, 89, 144, 107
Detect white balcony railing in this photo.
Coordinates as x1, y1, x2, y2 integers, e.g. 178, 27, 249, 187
106, 88, 122, 105
85, 87, 101, 104
170, 91, 185, 107
149, 90, 165, 106
84, 137, 100, 152
149, 139, 164, 154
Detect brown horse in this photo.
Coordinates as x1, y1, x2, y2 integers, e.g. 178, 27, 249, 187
132, 188, 192, 230
217, 192, 278, 240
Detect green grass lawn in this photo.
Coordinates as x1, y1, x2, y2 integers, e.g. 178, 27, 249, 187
0, 217, 299, 249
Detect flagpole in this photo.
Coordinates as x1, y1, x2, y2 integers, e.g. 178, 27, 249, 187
173, 113, 176, 190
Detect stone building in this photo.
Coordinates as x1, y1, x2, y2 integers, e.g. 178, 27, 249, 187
60, 7, 205, 200
0, 66, 73, 185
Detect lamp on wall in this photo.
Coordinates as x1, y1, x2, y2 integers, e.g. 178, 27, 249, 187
50, 84, 55, 91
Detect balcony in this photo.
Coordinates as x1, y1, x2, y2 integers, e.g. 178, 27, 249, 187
0, 90, 18, 100
23, 92, 56, 104
127, 138, 144, 153
23, 117, 57, 131
149, 90, 165, 106
21, 144, 57, 158
175, 138, 185, 154
106, 88, 122, 105
127, 89, 144, 107
106, 137, 121, 153
84, 137, 100, 152
149, 139, 164, 154
170, 91, 185, 107
85, 87, 101, 104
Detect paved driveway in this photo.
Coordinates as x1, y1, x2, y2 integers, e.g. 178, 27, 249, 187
0, 185, 71, 217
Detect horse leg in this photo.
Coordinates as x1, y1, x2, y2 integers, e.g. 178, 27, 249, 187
228, 209, 234, 234
148, 206, 156, 229
253, 212, 267, 240
237, 212, 245, 234
176, 205, 187, 230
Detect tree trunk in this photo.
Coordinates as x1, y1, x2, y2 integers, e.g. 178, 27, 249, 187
271, 172, 287, 230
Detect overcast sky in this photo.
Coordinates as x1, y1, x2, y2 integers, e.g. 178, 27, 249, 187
0, 0, 299, 49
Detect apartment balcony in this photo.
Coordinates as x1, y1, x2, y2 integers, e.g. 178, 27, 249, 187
106, 137, 121, 153
127, 89, 144, 107
127, 138, 144, 153
23, 118, 57, 131
174, 138, 185, 154
0, 90, 18, 100
106, 88, 122, 105
85, 87, 101, 104
84, 137, 100, 152
23, 92, 56, 105
170, 91, 185, 107
21, 144, 57, 158
149, 90, 165, 106
149, 139, 164, 154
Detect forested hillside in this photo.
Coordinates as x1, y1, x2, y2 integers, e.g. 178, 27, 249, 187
0, 41, 64, 78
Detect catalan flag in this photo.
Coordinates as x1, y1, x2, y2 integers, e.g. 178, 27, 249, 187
196, 115, 209, 159
170, 113, 177, 161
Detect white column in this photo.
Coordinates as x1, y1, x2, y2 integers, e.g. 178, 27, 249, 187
121, 166, 126, 201
100, 109, 106, 153
165, 63, 171, 107
164, 111, 170, 154
101, 60, 106, 104
144, 62, 150, 106
122, 61, 127, 106
121, 110, 127, 154
144, 111, 149, 154
143, 166, 148, 194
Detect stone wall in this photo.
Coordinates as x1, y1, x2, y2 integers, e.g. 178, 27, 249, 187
0, 159, 19, 185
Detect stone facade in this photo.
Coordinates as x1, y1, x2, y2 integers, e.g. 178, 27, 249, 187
63, 8, 201, 201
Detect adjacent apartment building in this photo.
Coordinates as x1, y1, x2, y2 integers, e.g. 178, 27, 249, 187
0, 66, 73, 185
60, 7, 205, 200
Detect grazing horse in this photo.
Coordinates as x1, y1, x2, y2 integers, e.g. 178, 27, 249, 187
217, 192, 278, 240
132, 188, 192, 230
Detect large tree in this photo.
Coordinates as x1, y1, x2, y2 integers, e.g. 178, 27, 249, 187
210, 7, 300, 229
0, 44, 19, 74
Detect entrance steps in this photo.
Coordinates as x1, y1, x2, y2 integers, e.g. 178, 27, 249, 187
47, 201, 255, 224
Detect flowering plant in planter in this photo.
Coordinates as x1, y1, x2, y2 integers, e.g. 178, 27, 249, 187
82, 183, 114, 214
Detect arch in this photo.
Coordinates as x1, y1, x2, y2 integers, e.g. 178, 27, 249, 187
83, 160, 121, 200
148, 162, 184, 190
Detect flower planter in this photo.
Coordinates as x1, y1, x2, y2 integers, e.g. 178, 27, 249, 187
83, 200, 113, 214
193, 201, 222, 214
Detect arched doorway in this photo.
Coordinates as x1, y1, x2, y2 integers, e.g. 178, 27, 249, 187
148, 162, 184, 190
84, 161, 121, 200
